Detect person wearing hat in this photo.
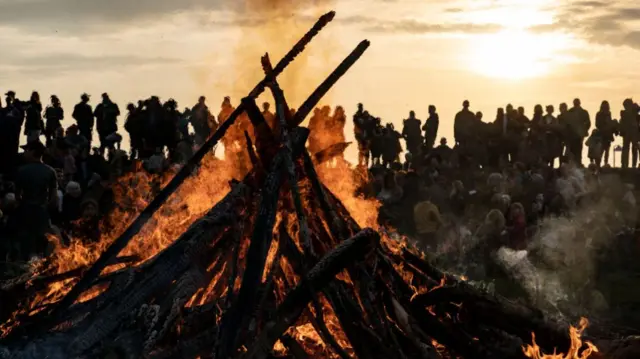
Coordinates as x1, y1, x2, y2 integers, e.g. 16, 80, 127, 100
4, 90, 16, 108
44, 95, 64, 146
94, 93, 120, 155
14, 140, 59, 259
72, 93, 94, 145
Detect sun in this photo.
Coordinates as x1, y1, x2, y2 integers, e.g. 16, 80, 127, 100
467, 29, 569, 80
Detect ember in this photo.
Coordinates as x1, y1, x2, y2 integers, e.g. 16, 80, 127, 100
0, 11, 613, 359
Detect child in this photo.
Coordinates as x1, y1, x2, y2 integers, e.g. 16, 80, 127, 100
585, 129, 603, 167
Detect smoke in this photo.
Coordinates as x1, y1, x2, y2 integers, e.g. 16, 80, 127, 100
496, 167, 629, 320
430, 165, 633, 322
226, 0, 338, 109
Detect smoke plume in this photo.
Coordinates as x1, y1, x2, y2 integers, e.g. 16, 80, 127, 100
229, 0, 338, 108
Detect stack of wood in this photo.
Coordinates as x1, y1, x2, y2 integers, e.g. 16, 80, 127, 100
0, 11, 612, 359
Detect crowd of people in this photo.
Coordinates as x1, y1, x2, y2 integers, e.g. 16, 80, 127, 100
352, 99, 640, 171
0, 90, 268, 265
348, 99, 640, 319
1, 90, 640, 319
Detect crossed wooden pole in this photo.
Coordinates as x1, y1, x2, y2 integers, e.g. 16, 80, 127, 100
48, 10, 370, 325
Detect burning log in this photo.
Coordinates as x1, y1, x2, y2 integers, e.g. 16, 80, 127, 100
241, 229, 379, 359
48, 11, 337, 321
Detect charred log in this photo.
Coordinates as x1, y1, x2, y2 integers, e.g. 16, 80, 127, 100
48, 11, 336, 320
240, 228, 380, 359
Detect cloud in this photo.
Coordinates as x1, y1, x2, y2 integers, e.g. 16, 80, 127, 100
530, 1, 640, 51
0, 0, 231, 32
0, 52, 183, 75
363, 19, 503, 35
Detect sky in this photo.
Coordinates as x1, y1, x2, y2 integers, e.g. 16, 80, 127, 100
1, 0, 639, 161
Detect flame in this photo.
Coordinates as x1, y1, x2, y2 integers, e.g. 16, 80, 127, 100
2, 153, 233, 337
523, 318, 598, 359
318, 160, 380, 229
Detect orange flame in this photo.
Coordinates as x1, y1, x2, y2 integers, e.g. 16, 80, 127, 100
523, 318, 599, 359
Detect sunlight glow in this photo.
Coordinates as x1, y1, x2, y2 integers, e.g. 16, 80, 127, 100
467, 29, 573, 80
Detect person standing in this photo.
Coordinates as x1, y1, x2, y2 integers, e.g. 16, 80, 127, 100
94, 93, 120, 155
620, 98, 639, 168
423, 105, 439, 150
24, 91, 44, 143
0, 91, 23, 175
72, 93, 94, 145
44, 95, 64, 146
124, 103, 143, 159
261, 102, 277, 132
402, 110, 423, 157
595, 100, 615, 167
565, 98, 591, 165
14, 141, 59, 259
191, 96, 216, 147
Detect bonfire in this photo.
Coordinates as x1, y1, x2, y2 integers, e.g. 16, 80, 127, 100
0, 11, 604, 359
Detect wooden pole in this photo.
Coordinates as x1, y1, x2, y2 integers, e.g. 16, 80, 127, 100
48, 11, 336, 321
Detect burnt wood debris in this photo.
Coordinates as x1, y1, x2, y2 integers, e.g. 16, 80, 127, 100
0, 10, 627, 359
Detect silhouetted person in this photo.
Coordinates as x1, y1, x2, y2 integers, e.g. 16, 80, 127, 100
433, 137, 453, 164
14, 141, 58, 259
353, 103, 373, 167
454, 100, 475, 146
595, 100, 616, 166
0, 91, 23, 175
326, 106, 347, 153
24, 91, 43, 143
370, 118, 384, 166
191, 96, 216, 147
4, 90, 16, 109
162, 99, 180, 161
219, 96, 236, 157
44, 95, 64, 146
143, 96, 164, 155
94, 93, 120, 155
382, 123, 402, 168
73, 93, 94, 145
620, 98, 639, 168
124, 103, 143, 159
178, 107, 191, 141
542, 105, 562, 167
585, 129, 603, 167
516, 106, 530, 126
64, 124, 89, 154
402, 110, 423, 157
261, 102, 277, 132
423, 105, 439, 150
557, 102, 569, 159
494, 107, 516, 164
565, 98, 591, 165
529, 104, 544, 145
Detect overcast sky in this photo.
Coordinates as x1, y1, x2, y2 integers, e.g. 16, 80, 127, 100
1, 0, 639, 156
